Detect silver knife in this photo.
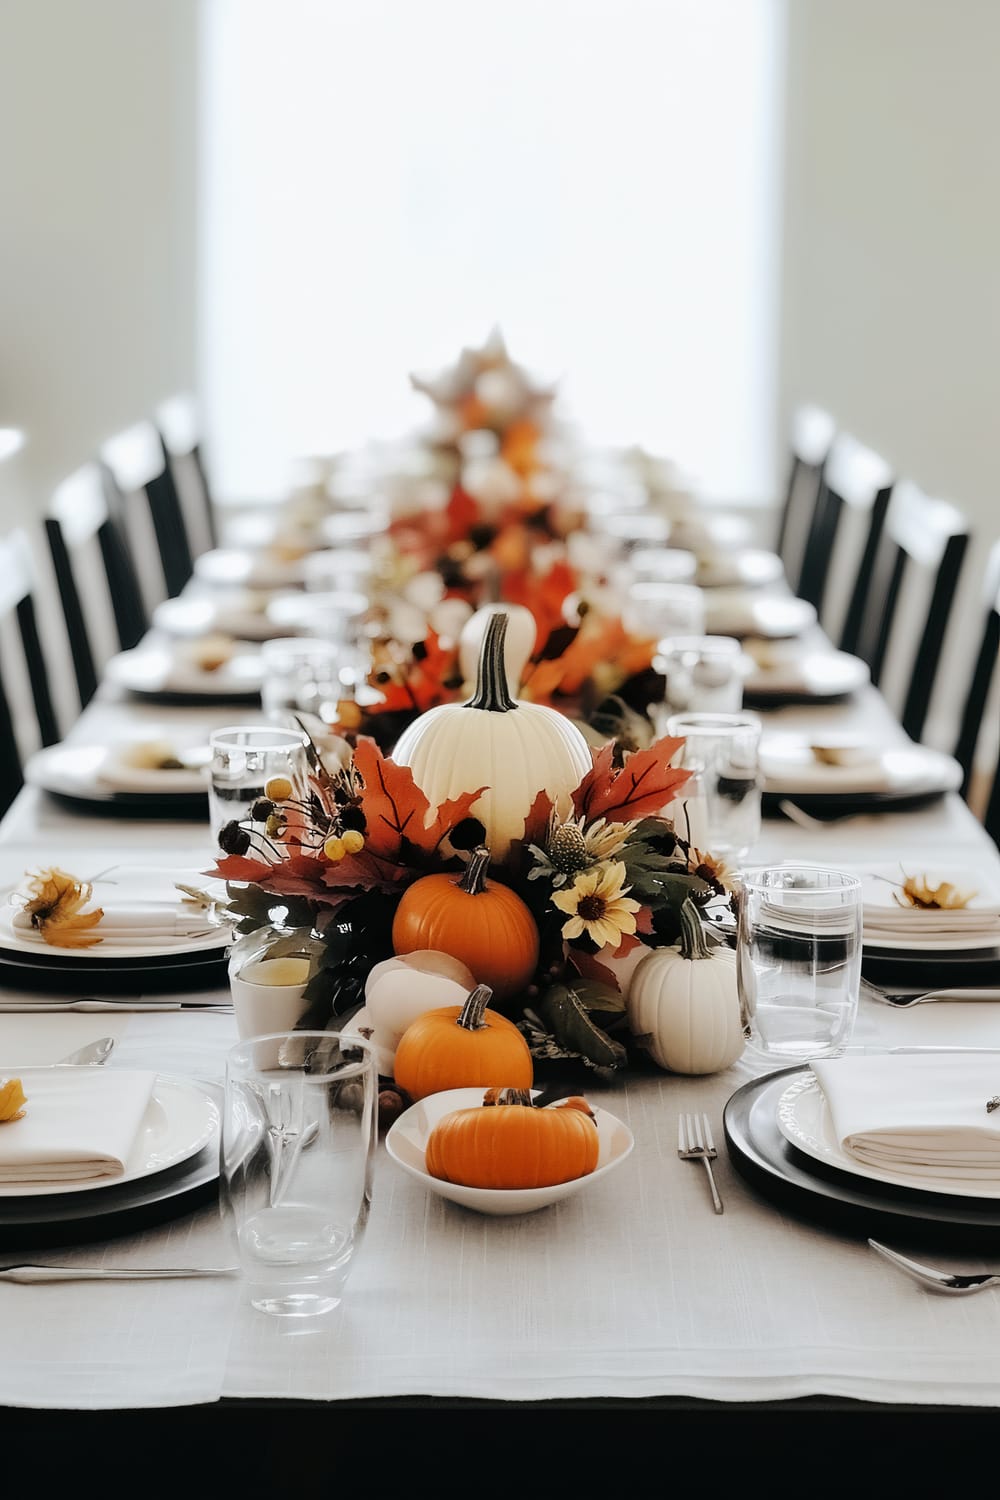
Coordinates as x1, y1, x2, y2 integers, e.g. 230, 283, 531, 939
0, 1264, 238, 1282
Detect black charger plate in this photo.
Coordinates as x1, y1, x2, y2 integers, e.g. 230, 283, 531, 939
862, 948, 1000, 989
724, 1066, 1000, 1248
0, 951, 229, 995
0, 1103, 222, 1248
43, 789, 209, 821
762, 788, 949, 819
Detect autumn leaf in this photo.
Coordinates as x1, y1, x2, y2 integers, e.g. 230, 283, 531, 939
368, 632, 463, 716
572, 736, 692, 823
20, 868, 104, 949
518, 787, 555, 848
445, 483, 480, 546
351, 738, 488, 859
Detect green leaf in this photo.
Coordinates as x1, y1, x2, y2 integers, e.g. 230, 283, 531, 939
535, 983, 628, 1072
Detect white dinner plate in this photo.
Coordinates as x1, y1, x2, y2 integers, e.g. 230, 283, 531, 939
152, 594, 280, 643
776, 1071, 1000, 1200
193, 547, 310, 591
105, 643, 263, 698
743, 649, 870, 700
24, 742, 209, 800
695, 548, 785, 590
0, 1072, 220, 1199
0, 867, 230, 961
760, 737, 963, 798
385, 1087, 635, 1216
704, 591, 816, 639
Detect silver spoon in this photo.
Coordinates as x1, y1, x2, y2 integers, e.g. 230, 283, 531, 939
56, 1037, 116, 1066
868, 1239, 1000, 1293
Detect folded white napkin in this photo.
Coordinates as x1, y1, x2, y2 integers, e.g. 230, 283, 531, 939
0, 1068, 156, 1183
11, 900, 217, 947
812, 1054, 1000, 1181
858, 866, 1000, 945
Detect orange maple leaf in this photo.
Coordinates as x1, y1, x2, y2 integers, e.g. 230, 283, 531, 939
351, 738, 488, 859
572, 737, 692, 823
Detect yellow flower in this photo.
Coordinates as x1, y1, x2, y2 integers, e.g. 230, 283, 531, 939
893, 874, 977, 911
551, 861, 641, 949
20, 868, 104, 949
687, 848, 736, 895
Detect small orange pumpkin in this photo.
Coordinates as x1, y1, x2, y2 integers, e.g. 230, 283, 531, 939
425, 1087, 599, 1189
393, 985, 533, 1102
391, 846, 539, 1004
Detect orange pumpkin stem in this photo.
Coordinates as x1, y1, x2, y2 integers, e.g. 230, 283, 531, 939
483, 1086, 534, 1107
456, 983, 496, 1033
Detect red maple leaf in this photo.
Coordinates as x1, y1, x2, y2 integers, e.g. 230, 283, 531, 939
444, 483, 480, 545
572, 737, 692, 823
351, 738, 488, 859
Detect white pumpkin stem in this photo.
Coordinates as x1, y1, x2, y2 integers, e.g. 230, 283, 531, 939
466, 611, 517, 713
678, 897, 711, 961
458, 846, 491, 896
456, 983, 495, 1032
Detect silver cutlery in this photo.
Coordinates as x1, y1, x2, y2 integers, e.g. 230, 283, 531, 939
868, 1239, 1000, 1294
860, 977, 1000, 1008
777, 799, 866, 831
0, 1000, 233, 1013
0, 1264, 238, 1283
677, 1111, 723, 1214
56, 1037, 115, 1066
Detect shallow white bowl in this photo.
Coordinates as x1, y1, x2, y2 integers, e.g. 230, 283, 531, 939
384, 1087, 635, 1216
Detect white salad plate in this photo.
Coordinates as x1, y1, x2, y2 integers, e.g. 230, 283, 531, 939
24, 742, 209, 800
152, 594, 280, 643
0, 1072, 220, 1199
760, 737, 963, 799
386, 1087, 634, 1216
776, 1071, 1000, 1201
704, 591, 817, 640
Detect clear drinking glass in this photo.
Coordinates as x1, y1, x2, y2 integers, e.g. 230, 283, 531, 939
208, 725, 307, 841
665, 710, 761, 861
656, 635, 745, 720
622, 581, 707, 641
260, 637, 358, 722
737, 867, 863, 1062
221, 1031, 377, 1317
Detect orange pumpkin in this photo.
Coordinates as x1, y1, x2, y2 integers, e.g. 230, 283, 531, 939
425, 1087, 599, 1189
393, 985, 533, 1102
391, 846, 539, 1004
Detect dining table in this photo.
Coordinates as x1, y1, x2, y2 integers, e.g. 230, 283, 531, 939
2, 564, 1000, 1472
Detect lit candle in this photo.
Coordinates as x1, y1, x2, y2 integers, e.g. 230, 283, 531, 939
240, 956, 312, 987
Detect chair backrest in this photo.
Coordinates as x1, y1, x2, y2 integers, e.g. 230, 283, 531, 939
775, 403, 836, 591
0, 529, 60, 815
101, 419, 194, 601
45, 463, 147, 709
853, 479, 970, 742
953, 539, 1000, 836
797, 431, 894, 634
156, 393, 218, 557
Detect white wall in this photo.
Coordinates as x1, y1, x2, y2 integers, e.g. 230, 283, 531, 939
778, 0, 1000, 758
0, 0, 198, 729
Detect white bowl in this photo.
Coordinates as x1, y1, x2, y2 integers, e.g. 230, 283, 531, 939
384, 1087, 635, 1216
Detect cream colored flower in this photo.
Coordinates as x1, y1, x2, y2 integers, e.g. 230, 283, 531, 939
551, 861, 641, 949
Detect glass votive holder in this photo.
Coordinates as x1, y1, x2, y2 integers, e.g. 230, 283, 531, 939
265, 588, 370, 645
595, 510, 672, 555
302, 548, 374, 595
626, 547, 699, 585
622, 581, 707, 642
655, 635, 745, 722
665, 710, 762, 862
260, 637, 359, 723
737, 866, 863, 1063
208, 724, 308, 843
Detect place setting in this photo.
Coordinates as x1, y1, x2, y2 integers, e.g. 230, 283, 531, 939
758, 729, 964, 818
740, 637, 871, 706
23, 734, 211, 819
723, 864, 1000, 1245
103, 636, 264, 705
0, 863, 233, 993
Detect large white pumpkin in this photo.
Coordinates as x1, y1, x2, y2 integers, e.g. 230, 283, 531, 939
392, 611, 592, 863
626, 903, 744, 1075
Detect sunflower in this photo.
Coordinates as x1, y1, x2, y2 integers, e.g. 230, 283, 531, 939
687, 848, 737, 897
551, 861, 641, 948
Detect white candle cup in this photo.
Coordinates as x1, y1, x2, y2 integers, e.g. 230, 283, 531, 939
227, 926, 325, 1042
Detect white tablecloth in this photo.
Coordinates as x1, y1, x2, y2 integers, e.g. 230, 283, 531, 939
2, 649, 999, 1410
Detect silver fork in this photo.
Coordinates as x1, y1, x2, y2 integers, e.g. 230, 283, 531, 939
868, 1239, 1000, 1294
677, 1112, 723, 1214
860, 977, 1000, 1008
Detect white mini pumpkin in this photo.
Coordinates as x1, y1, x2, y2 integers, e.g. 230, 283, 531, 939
458, 603, 537, 696
392, 612, 592, 863
364, 950, 475, 1064
626, 901, 744, 1075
